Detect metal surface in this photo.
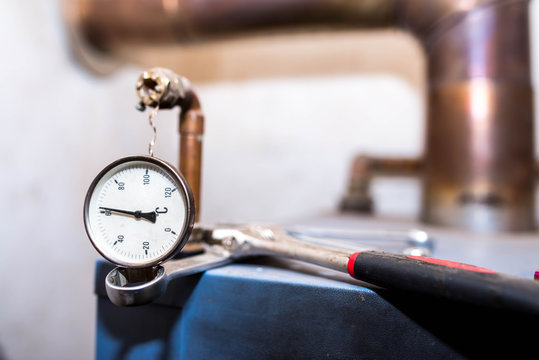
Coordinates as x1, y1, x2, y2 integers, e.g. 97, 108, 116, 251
69, 0, 535, 232
105, 251, 234, 306
135, 68, 204, 223
287, 226, 433, 256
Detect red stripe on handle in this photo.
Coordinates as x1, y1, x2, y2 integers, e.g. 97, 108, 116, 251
348, 252, 360, 277
407, 256, 496, 274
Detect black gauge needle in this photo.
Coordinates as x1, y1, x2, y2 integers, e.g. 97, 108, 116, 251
99, 207, 157, 223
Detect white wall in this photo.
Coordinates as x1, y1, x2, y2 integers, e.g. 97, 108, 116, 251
0, 1, 538, 359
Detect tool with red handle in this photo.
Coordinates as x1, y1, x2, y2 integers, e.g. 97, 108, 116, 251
347, 251, 539, 315
105, 223, 539, 312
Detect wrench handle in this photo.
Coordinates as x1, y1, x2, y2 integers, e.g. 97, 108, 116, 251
347, 251, 539, 315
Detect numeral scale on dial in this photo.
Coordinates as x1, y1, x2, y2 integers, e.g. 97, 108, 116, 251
97, 167, 180, 259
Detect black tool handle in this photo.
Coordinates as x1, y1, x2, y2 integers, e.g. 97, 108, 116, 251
347, 251, 539, 315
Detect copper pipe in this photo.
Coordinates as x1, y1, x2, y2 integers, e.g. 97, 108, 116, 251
367, 157, 422, 177
341, 155, 374, 213
340, 156, 422, 213
74, 0, 535, 232
136, 68, 204, 223
422, 2, 534, 232
179, 95, 204, 223
72, 0, 396, 49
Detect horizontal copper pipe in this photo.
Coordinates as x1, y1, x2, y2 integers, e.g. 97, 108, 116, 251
71, 0, 511, 47
74, 0, 397, 50
366, 157, 422, 177
340, 155, 423, 213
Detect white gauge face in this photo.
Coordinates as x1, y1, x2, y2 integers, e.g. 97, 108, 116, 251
84, 156, 194, 268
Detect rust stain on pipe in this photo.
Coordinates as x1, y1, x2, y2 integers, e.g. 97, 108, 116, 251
74, 0, 535, 232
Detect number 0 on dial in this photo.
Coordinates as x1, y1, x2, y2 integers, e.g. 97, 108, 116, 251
84, 156, 195, 268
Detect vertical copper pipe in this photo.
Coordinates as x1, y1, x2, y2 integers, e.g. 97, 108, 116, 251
179, 95, 204, 222
422, 1, 535, 231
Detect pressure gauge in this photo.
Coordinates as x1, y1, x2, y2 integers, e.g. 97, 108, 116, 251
84, 156, 195, 268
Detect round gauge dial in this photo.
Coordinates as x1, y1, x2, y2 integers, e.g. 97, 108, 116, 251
84, 156, 195, 268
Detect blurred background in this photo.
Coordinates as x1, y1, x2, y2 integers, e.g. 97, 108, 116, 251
0, 0, 538, 359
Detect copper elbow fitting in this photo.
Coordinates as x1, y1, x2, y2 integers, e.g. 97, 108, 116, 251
136, 68, 204, 223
